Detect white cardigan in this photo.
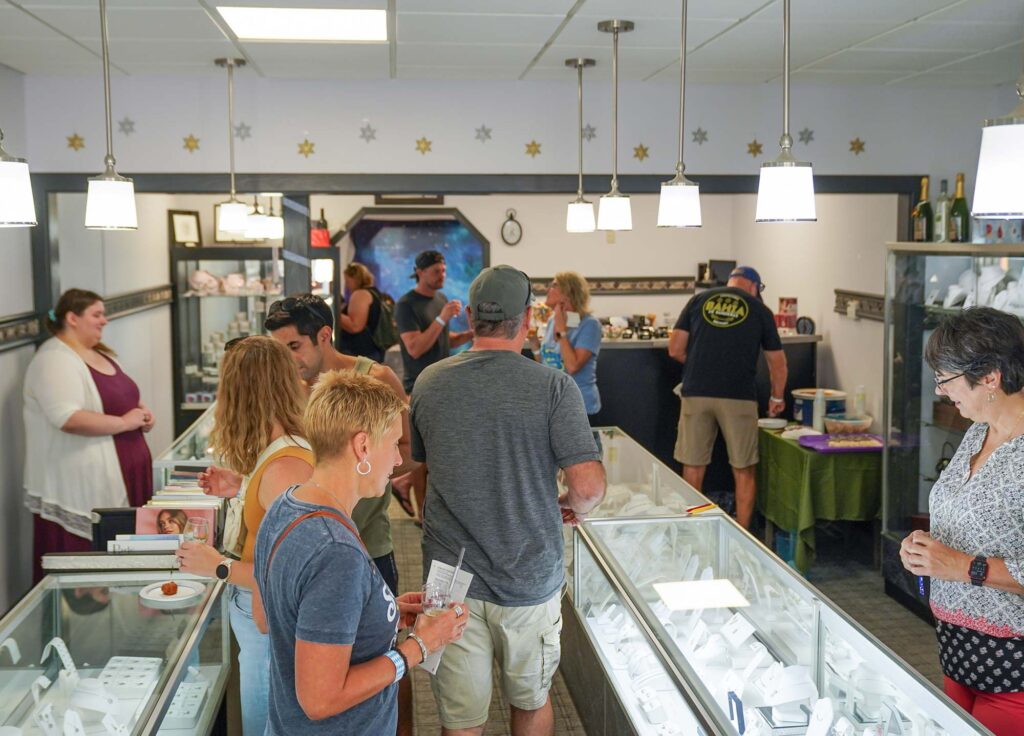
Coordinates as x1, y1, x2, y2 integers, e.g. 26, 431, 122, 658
23, 337, 129, 539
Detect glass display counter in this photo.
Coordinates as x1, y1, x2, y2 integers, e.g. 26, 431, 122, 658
0, 571, 228, 735
563, 515, 988, 736
152, 406, 216, 491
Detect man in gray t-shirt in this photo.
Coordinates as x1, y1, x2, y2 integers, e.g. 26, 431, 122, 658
410, 265, 606, 734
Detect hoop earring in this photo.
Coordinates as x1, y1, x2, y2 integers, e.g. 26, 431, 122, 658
356, 458, 372, 476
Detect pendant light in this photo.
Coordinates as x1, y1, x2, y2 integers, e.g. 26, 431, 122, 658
597, 19, 634, 232
658, 0, 701, 228
216, 58, 250, 236
265, 197, 285, 240
755, 0, 816, 223
84, 0, 137, 230
973, 68, 1024, 219
566, 57, 596, 233
0, 128, 36, 227
243, 196, 270, 239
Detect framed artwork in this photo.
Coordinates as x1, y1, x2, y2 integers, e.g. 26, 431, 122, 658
529, 276, 695, 296
213, 202, 262, 243
168, 210, 201, 247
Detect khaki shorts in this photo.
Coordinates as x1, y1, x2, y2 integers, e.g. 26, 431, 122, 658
430, 592, 562, 729
674, 396, 759, 468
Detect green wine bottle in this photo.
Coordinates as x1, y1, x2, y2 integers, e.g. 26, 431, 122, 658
949, 173, 971, 243
912, 176, 933, 242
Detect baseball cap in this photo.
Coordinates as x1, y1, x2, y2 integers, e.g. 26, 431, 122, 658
410, 250, 445, 278
729, 266, 765, 299
468, 265, 533, 322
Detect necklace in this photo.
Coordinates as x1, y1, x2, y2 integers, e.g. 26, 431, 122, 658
305, 479, 350, 515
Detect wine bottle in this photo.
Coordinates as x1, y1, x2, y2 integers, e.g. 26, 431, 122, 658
933, 179, 950, 243
948, 173, 970, 243
911, 176, 933, 242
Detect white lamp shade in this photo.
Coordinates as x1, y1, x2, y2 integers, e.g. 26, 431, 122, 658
85, 178, 138, 230
0, 160, 36, 227
973, 122, 1024, 219
265, 214, 285, 240
566, 200, 596, 233
597, 194, 632, 231
244, 211, 271, 239
755, 164, 817, 222
218, 200, 250, 235
657, 182, 702, 228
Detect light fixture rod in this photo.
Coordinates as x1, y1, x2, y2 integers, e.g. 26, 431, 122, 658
98, 0, 114, 165
577, 62, 584, 197
675, 0, 688, 171
782, 0, 791, 145
216, 58, 246, 200
611, 25, 619, 189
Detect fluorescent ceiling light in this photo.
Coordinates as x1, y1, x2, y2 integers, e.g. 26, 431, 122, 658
217, 7, 387, 42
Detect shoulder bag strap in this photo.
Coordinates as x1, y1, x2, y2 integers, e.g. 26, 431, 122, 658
266, 510, 368, 570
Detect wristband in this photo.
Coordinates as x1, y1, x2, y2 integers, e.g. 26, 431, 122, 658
384, 649, 406, 683
434, 316, 446, 327
769, 396, 783, 402
408, 632, 430, 663
395, 647, 410, 677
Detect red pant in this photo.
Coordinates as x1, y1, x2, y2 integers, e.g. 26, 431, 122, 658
944, 676, 1024, 735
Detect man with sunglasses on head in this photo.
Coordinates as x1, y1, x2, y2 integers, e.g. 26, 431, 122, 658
264, 294, 418, 596
668, 265, 787, 530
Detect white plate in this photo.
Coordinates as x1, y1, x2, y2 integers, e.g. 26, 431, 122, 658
758, 418, 788, 429
139, 580, 205, 609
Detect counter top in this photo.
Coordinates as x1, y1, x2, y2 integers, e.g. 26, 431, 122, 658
599, 334, 822, 349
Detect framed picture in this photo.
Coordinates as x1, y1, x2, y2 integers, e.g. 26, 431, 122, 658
214, 202, 262, 243
168, 210, 201, 247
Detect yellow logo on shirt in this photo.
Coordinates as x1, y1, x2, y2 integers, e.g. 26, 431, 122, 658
702, 294, 748, 328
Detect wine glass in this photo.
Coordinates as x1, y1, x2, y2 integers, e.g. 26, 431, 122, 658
422, 581, 450, 618
183, 517, 209, 546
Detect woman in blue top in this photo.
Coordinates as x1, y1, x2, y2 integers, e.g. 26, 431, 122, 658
253, 371, 468, 734
535, 272, 603, 419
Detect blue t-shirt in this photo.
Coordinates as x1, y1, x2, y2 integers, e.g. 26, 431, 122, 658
255, 488, 400, 735
539, 314, 603, 414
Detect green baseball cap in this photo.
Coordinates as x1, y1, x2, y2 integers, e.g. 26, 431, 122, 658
468, 265, 533, 321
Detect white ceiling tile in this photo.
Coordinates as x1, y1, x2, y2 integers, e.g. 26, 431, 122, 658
0, 37, 99, 73
863, 20, 1024, 51
555, 15, 737, 50
811, 48, 970, 73
17, 0, 190, 7
792, 0, 963, 23
244, 42, 389, 78
214, 0, 386, 8
396, 65, 524, 80
928, 0, 1024, 23
791, 69, 906, 84
399, 44, 540, 68
26, 7, 227, 42
536, 46, 685, 80
687, 68, 782, 84
920, 44, 1023, 74
576, 0, 775, 22
398, 0, 573, 13
893, 70, 1014, 87
397, 12, 566, 45
0, 6, 68, 39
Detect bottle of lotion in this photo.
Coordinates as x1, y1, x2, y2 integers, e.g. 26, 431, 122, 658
812, 389, 826, 433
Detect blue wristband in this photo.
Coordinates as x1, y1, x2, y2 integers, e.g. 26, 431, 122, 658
384, 649, 405, 683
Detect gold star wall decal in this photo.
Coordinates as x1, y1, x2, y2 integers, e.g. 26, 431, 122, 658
415, 137, 432, 155
747, 139, 763, 157
524, 140, 541, 158
633, 143, 649, 161
298, 138, 315, 158
66, 133, 85, 151
849, 137, 866, 155
183, 134, 200, 153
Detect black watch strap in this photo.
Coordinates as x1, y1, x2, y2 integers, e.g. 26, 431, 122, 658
969, 555, 988, 587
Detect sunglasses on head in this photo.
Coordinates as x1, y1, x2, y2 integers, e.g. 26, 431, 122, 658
268, 296, 329, 330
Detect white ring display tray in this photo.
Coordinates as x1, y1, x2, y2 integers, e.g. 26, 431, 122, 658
138, 581, 204, 609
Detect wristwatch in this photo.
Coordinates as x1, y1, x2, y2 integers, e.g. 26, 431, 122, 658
969, 555, 988, 587
555, 331, 566, 341
215, 558, 234, 581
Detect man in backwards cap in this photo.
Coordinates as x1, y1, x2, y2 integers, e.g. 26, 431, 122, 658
410, 265, 606, 735
668, 265, 788, 529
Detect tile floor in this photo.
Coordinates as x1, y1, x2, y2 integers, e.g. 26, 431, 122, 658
391, 508, 944, 734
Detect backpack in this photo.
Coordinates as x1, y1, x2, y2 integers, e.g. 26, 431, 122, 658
369, 288, 399, 350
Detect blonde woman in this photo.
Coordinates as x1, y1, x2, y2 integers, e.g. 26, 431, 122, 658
536, 271, 604, 419
177, 336, 313, 736
338, 262, 386, 361
254, 371, 467, 734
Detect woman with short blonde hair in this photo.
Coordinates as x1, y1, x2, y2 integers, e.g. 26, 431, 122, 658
178, 336, 314, 736
552, 271, 591, 315
339, 262, 387, 361
254, 371, 467, 734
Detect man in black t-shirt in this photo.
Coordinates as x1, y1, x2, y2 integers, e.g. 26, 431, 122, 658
668, 266, 787, 529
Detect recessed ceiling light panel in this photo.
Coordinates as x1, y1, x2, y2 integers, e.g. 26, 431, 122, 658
217, 7, 387, 42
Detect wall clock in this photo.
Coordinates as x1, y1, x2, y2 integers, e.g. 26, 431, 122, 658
501, 209, 523, 246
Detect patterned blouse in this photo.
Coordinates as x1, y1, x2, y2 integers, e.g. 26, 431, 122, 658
930, 422, 1024, 691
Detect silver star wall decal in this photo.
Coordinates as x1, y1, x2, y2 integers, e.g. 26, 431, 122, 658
798, 127, 814, 145
475, 124, 492, 143
234, 123, 252, 141
359, 123, 377, 143
117, 117, 135, 135
692, 127, 708, 145
582, 124, 597, 141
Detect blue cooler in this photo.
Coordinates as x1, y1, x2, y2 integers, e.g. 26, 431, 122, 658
791, 388, 846, 426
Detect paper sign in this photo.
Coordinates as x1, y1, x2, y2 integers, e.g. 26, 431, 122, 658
418, 560, 474, 675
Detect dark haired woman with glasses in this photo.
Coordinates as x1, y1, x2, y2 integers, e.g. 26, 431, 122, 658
900, 306, 1024, 735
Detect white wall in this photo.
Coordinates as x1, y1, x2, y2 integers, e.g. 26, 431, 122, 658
0, 63, 33, 317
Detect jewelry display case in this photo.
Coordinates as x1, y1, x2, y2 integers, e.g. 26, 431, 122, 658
152, 406, 216, 491
0, 571, 229, 735
563, 515, 987, 736
882, 242, 1024, 616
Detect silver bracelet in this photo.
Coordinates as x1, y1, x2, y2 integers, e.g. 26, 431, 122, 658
769, 396, 783, 402
407, 632, 430, 663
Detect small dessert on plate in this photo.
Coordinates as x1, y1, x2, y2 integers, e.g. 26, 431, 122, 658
161, 581, 178, 596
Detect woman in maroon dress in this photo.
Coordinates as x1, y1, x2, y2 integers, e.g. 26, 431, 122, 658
23, 289, 155, 580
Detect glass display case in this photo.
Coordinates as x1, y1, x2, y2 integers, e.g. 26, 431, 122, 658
0, 571, 228, 735
564, 515, 988, 735
152, 406, 216, 491
882, 242, 1024, 614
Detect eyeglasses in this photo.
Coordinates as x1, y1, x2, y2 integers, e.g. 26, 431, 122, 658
934, 372, 965, 389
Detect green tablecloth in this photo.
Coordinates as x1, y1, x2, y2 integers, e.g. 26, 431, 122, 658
756, 428, 881, 571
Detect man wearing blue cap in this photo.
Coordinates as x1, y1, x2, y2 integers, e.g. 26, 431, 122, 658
668, 265, 787, 529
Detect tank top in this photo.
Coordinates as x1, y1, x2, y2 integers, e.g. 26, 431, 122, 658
240, 435, 314, 563
339, 288, 384, 361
